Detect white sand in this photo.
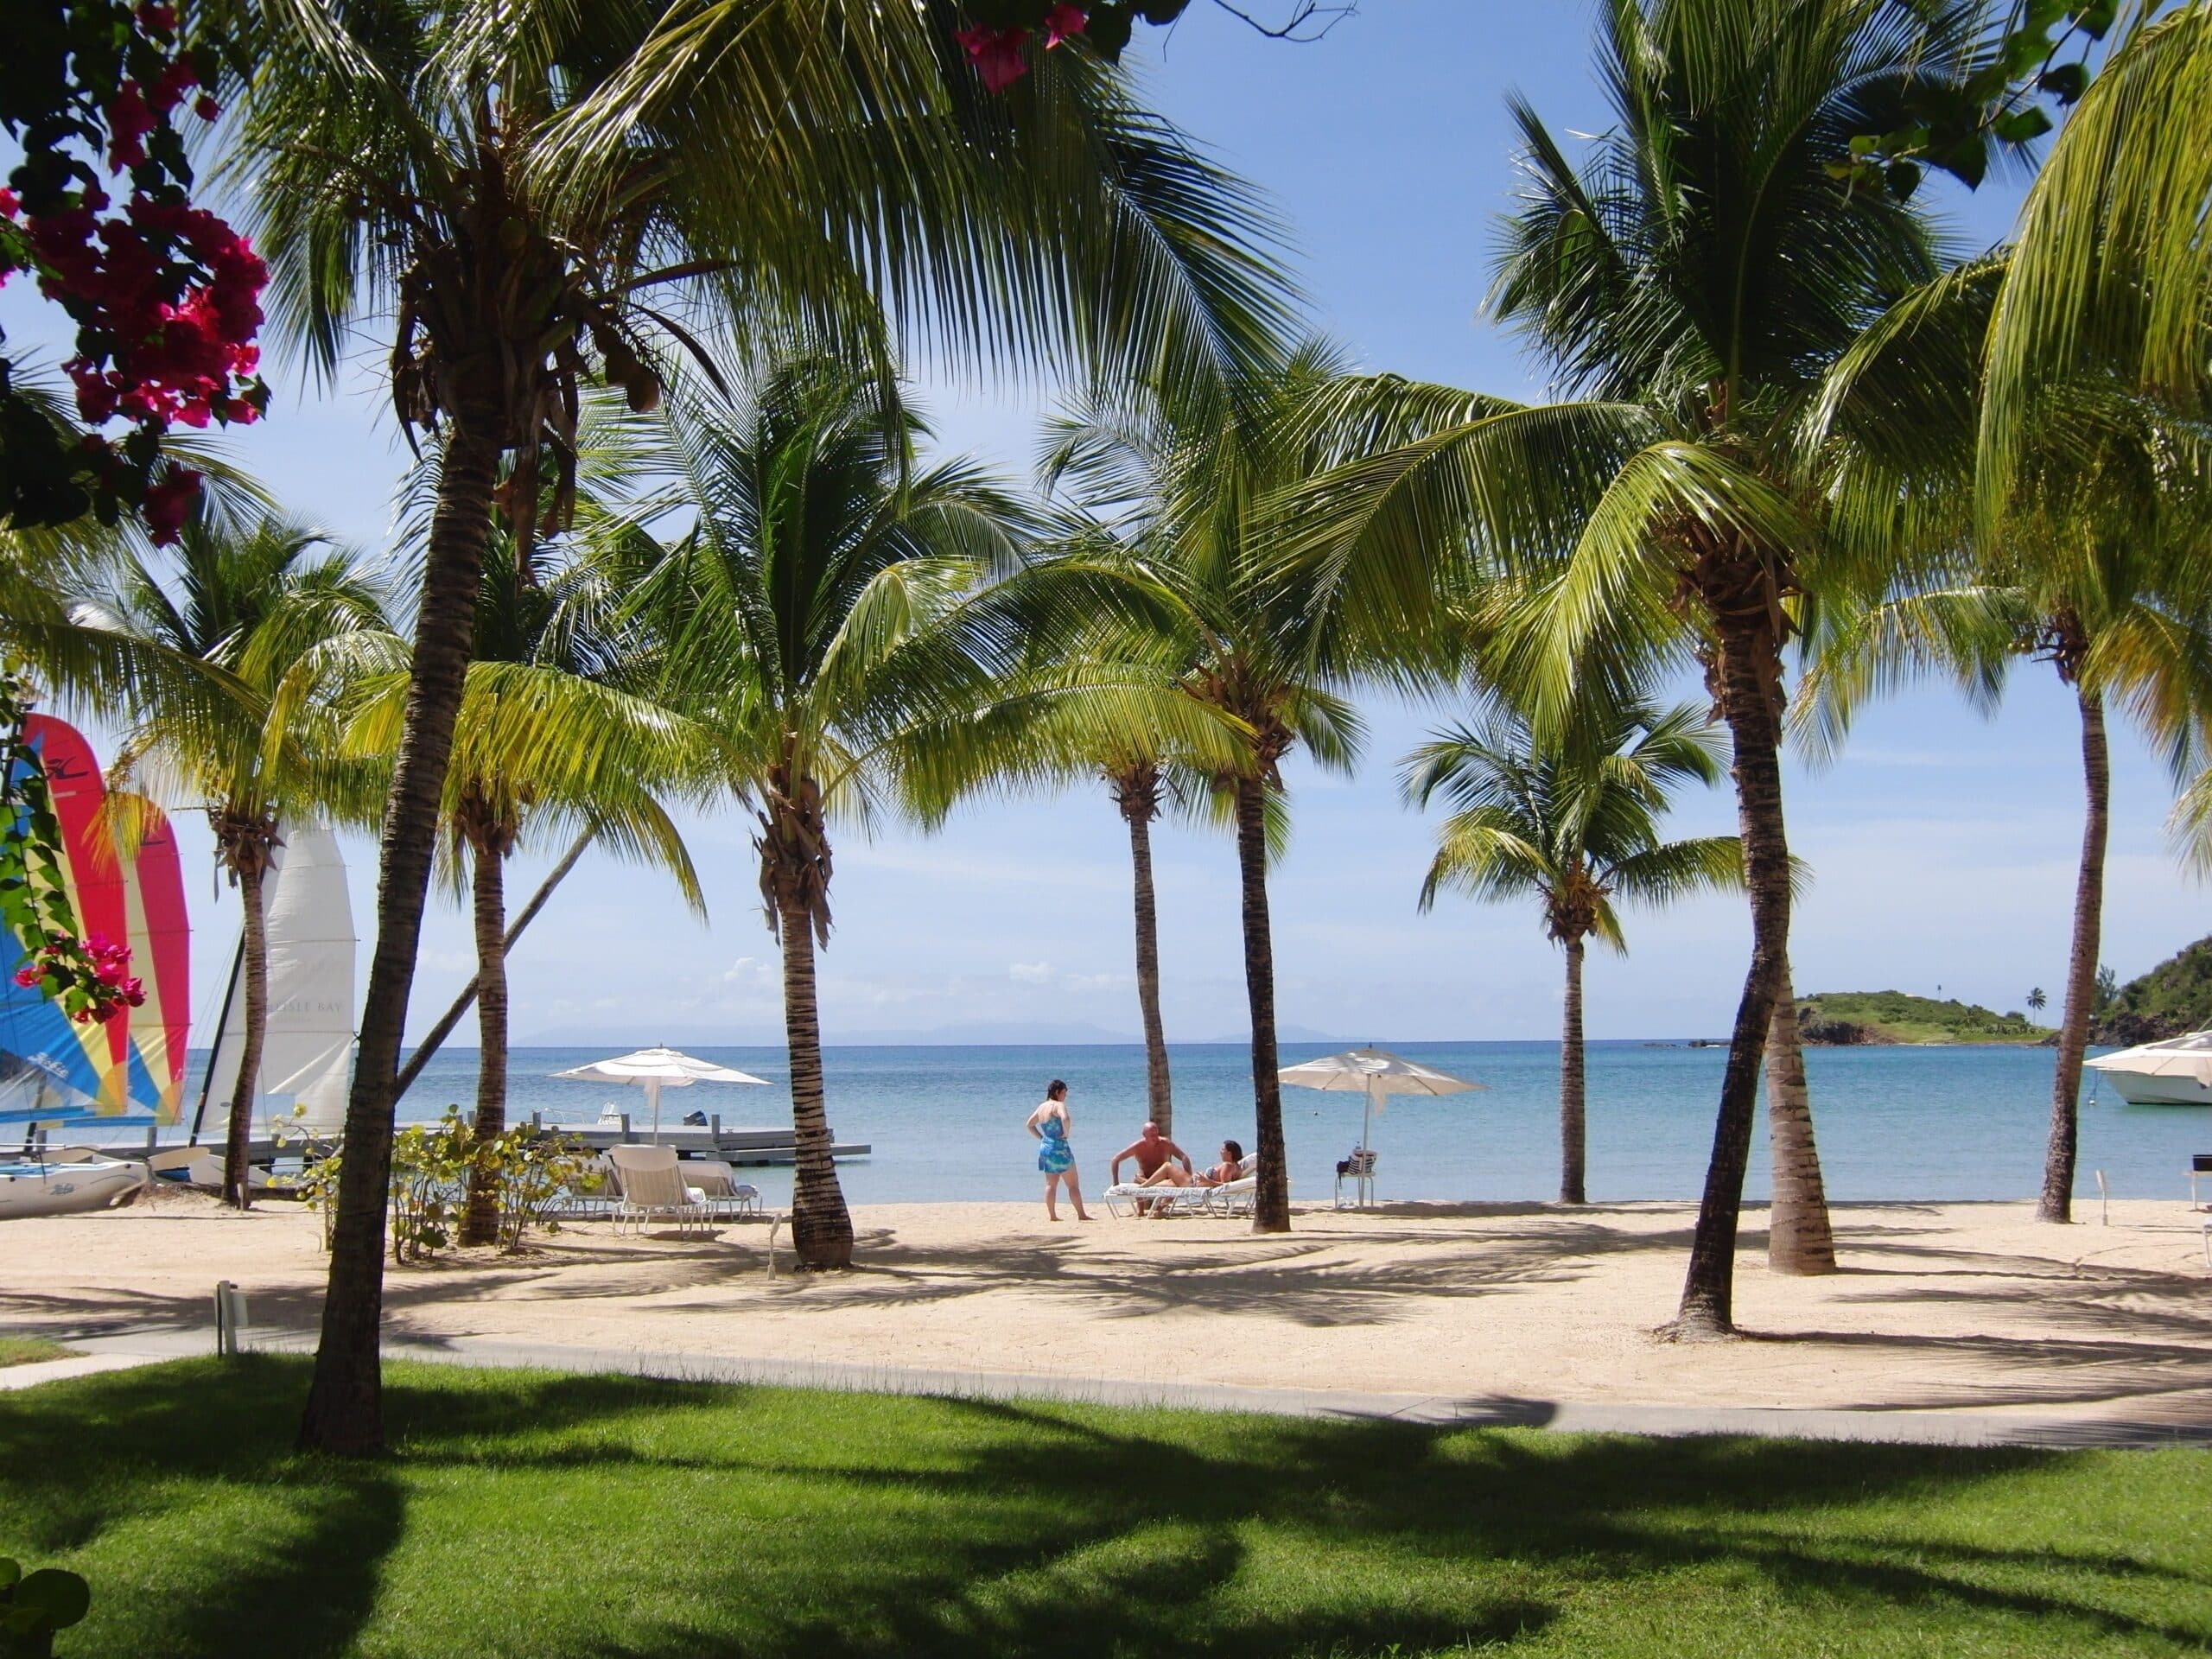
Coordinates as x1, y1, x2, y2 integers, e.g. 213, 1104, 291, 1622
6, 1192, 2209, 1427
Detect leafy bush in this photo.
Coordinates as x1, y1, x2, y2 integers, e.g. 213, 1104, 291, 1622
278, 1109, 600, 1263
489, 1128, 602, 1252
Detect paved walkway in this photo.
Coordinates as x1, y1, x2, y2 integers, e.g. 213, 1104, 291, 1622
10, 1319, 2205, 1449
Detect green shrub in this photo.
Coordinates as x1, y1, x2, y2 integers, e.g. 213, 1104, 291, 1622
278, 1109, 601, 1263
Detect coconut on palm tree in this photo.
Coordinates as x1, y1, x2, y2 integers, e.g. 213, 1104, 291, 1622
1405, 696, 1742, 1205
230, 0, 1291, 1450
68, 507, 390, 1206
1285, 0, 1984, 1327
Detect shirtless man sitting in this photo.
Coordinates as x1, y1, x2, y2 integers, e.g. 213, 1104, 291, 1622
1109, 1122, 1191, 1215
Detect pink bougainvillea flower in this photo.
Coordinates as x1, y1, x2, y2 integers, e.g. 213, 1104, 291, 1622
12, 965, 43, 988
108, 82, 156, 170
142, 465, 202, 544
1044, 4, 1088, 47
149, 60, 200, 117
956, 24, 1030, 91
194, 93, 220, 122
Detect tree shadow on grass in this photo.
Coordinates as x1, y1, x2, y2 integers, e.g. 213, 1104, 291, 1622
4, 1359, 2209, 1658
0, 1358, 763, 1658
432, 1382, 2212, 1656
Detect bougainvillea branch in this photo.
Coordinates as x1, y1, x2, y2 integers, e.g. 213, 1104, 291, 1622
0, 670, 143, 1027
954, 1, 1351, 89
0, 0, 267, 543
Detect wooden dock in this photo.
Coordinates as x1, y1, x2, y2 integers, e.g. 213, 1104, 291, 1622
516, 1114, 873, 1165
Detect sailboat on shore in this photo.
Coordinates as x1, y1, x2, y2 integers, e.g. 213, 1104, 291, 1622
1, 715, 188, 1215
192, 823, 357, 1147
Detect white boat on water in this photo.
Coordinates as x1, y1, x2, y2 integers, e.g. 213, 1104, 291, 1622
0, 1154, 149, 1218
2085, 1032, 2212, 1106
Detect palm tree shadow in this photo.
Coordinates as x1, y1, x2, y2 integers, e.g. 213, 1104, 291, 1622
9, 1361, 2210, 1657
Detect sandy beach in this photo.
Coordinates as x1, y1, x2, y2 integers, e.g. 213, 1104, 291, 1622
6, 1192, 2209, 1432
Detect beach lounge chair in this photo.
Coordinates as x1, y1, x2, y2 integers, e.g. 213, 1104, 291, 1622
684, 1158, 764, 1220
1102, 1178, 1213, 1218
2192, 1153, 2211, 1209
1207, 1155, 1281, 1217
607, 1146, 710, 1237
1103, 1154, 1279, 1218
543, 1154, 620, 1222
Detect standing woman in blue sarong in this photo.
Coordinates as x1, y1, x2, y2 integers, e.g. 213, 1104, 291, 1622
1027, 1079, 1092, 1222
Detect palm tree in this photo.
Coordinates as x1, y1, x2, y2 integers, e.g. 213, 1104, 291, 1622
1284, 0, 1982, 1328
1981, 4, 2212, 510
601, 358, 1052, 1269
1039, 345, 1397, 1235
337, 521, 709, 1247
2027, 987, 2048, 1014
231, 0, 1292, 1451
1969, 5, 2212, 1218
1803, 378, 2212, 1223
69, 508, 390, 1207
1405, 697, 1741, 1205
1109, 758, 1176, 1130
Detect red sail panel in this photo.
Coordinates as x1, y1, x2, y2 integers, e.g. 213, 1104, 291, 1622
122, 796, 190, 1122
25, 715, 133, 1110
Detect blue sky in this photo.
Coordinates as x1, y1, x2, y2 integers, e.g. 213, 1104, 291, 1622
11, 1, 2206, 1046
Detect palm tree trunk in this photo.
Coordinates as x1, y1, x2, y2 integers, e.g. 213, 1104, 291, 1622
780, 899, 853, 1268
1764, 959, 1836, 1274
2040, 687, 2108, 1224
1125, 792, 1173, 1133
1673, 608, 1794, 1339
1559, 934, 1586, 1205
220, 858, 269, 1211
1232, 773, 1290, 1233
459, 839, 507, 1249
395, 827, 594, 1101
299, 421, 499, 1457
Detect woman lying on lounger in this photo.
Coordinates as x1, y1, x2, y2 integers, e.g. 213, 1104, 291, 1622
1136, 1140, 1244, 1196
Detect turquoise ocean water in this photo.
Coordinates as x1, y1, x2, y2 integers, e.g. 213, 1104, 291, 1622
345, 1039, 2208, 1212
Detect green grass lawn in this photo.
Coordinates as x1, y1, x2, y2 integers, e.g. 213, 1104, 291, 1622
2, 1357, 2207, 1657
0, 1336, 75, 1368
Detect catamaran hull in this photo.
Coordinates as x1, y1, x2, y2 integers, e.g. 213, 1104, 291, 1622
0, 1160, 148, 1218
2096, 1071, 2212, 1107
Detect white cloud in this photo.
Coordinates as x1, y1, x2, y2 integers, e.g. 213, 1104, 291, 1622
1009, 961, 1055, 984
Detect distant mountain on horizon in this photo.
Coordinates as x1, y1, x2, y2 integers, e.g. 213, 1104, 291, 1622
509, 1020, 1146, 1049
504, 1020, 1352, 1050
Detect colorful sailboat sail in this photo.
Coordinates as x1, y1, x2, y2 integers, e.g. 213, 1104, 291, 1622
118, 790, 190, 1122
198, 823, 355, 1139
0, 715, 190, 1123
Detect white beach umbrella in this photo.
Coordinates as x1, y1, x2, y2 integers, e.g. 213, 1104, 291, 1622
552, 1046, 769, 1142
1277, 1046, 1483, 1154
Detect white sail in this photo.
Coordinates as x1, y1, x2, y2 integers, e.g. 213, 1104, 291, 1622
198, 824, 357, 1139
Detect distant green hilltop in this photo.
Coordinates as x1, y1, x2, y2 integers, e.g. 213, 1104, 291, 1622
1795, 991, 2046, 1046
2098, 936, 2212, 1045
